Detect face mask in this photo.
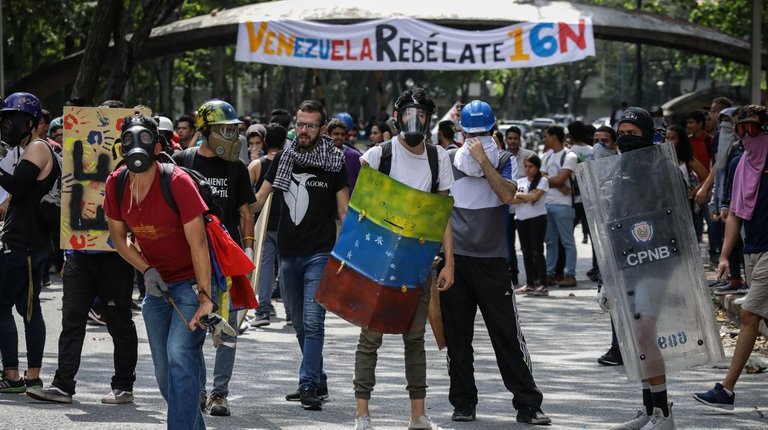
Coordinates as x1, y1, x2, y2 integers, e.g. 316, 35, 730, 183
205, 124, 241, 161
593, 141, 618, 159
616, 134, 652, 153
742, 133, 768, 151
397, 107, 430, 147
121, 125, 157, 173
0, 112, 33, 148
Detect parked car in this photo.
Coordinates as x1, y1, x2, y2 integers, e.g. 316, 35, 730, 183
592, 116, 611, 128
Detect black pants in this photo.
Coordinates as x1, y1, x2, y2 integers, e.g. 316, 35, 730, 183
516, 215, 547, 286
505, 214, 519, 284
53, 252, 137, 394
440, 255, 543, 411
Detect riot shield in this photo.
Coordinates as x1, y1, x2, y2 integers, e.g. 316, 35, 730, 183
576, 143, 723, 381
316, 167, 453, 334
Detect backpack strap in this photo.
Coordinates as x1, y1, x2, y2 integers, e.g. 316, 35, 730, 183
159, 163, 179, 215
425, 143, 439, 193
378, 140, 393, 176
116, 167, 129, 210
179, 147, 197, 169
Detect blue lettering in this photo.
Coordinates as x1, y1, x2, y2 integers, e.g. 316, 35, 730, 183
294, 37, 305, 58
305, 38, 318, 59
318, 39, 330, 60
530, 23, 558, 57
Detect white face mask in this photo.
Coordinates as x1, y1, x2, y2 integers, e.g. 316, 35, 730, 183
453, 135, 500, 177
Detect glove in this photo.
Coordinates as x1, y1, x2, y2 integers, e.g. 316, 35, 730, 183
144, 267, 168, 297
596, 285, 610, 312
244, 247, 254, 261
201, 313, 237, 348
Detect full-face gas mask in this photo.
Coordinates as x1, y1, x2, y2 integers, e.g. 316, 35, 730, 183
204, 123, 242, 161
120, 115, 159, 173
396, 107, 431, 147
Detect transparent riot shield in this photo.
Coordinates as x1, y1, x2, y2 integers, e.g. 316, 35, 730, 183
576, 143, 723, 381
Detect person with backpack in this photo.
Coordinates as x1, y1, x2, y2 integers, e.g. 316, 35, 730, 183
541, 124, 579, 287
172, 99, 255, 417
0, 92, 58, 394
441, 100, 551, 425
103, 113, 213, 430
351, 88, 455, 430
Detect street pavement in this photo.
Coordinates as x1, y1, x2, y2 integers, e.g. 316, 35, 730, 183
1, 238, 766, 429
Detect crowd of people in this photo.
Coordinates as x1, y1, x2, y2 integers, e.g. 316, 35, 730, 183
0, 86, 765, 430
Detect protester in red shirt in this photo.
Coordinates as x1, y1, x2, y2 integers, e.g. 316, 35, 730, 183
686, 110, 713, 172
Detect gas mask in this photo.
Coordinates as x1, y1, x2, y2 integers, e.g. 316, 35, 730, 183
121, 120, 158, 173
0, 111, 34, 148
396, 107, 430, 147
204, 124, 241, 161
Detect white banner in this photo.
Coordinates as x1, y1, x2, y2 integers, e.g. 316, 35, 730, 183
235, 18, 595, 70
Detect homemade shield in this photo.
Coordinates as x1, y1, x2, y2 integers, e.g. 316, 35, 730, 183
237, 193, 273, 328
316, 167, 453, 334
576, 143, 723, 381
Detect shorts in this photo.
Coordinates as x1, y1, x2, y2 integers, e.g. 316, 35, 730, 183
742, 252, 768, 320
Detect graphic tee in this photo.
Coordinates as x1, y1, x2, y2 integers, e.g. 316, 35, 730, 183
103, 166, 208, 283
265, 150, 349, 256
173, 151, 255, 245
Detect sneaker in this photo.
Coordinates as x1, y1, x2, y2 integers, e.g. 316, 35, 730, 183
734, 296, 747, 305
238, 320, 250, 335
299, 386, 322, 410
286, 386, 328, 401
515, 285, 536, 295
208, 393, 231, 416
26, 386, 72, 403
516, 406, 551, 425
610, 409, 650, 430
0, 376, 26, 393
556, 276, 578, 287
268, 303, 277, 317
354, 415, 375, 430
531, 286, 549, 297
713, 283, 747, 296
101, 389, 134, 404
88, 307, 107, 325
251, 312, 270, 328
640, 407, 675, 430
408, 414, 439, 429
693, 383, 734, 410
598, 348, 623, 366
200, 392, 208, 412
451, 405, 476, 421
24, 373, 43, 390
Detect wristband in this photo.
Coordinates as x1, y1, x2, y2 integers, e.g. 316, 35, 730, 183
242, 236, 255, 241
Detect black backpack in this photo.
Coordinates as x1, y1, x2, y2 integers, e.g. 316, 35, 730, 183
377, 140, 440, 193
115, 154, 223, 219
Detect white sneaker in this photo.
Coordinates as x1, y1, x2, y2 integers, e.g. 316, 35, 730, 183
734, 296, 747, 305
611, 409, 650, 430
640, 407, 675, 430
354, 415, 374, 430
408, 415, 440, 430
101, 389, 134, 404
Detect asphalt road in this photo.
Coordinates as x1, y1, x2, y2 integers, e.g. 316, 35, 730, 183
1, 238, 766, 429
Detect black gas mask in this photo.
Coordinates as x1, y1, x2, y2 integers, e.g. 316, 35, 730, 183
120, 115, 159, 173
0, 111, 35, 148
396, 106, 432, 147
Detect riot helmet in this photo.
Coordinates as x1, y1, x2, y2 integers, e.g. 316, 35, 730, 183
0, 92, 42, 148
120, 114, 159, 173
154, 116, 174, 149
394, 87, 436, 147
197, 100, 243, 161
460, 100, 496, 134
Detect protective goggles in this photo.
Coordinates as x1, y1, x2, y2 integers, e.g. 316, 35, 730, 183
735, 120, 768, 138
212, 123, 239, 140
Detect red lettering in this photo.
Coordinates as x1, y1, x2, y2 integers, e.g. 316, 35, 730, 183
360, 38, 373, 60
558, 20, 586, 53
345, 40, 357, 61
331, 40, 344, 61
115, 117, 123, 132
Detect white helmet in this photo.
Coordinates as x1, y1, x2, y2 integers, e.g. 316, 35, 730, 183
156, 116, 173, 133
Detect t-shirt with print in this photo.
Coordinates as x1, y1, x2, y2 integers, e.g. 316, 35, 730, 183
265, 150, 348, 256
361, 136, 454, 192
541, 148, 577, 206
173, 150, 256, 246
514, 176, 549, 221
568, 143, 594, 204
103, 165, 208, 283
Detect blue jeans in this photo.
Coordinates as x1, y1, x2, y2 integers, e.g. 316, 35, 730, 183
280, 252, 329, 389
0, 247, 48, 370
545, 204, 576, 277
142, 280, 206, 430
256, 231, 280, 315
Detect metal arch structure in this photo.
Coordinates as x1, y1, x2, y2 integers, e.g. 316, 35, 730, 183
10, 0, 766, 99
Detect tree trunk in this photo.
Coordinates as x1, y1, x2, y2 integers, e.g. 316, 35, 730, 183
70, 0, 121, 103
211, 47, 225, 98
158, 57, 173, 116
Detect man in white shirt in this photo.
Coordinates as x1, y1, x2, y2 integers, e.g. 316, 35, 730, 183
541, 125, 578, 287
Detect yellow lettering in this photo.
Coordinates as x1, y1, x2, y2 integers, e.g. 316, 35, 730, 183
277, 33, 295, 56
246, 21, 269, 53
264, 31, 276, 55
508, 29, 531, 61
